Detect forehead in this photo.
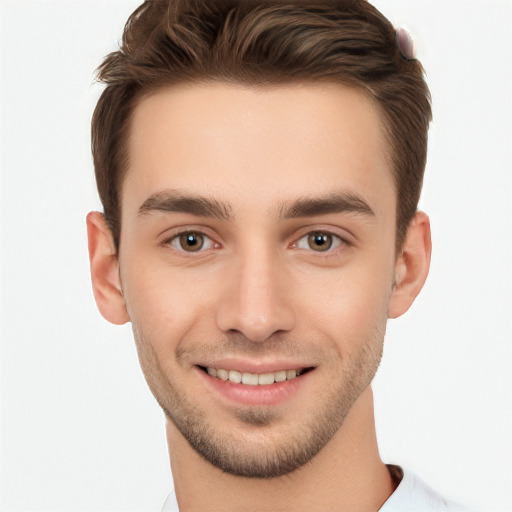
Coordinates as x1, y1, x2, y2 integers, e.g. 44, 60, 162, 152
123, 82, 394, 219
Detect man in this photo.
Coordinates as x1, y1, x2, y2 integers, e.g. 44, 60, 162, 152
86, 1, 472, 510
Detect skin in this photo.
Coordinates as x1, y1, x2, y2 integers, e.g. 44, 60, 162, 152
87, 82, 431, 511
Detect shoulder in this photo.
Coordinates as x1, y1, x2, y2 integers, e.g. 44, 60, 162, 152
380, 466, 476, 512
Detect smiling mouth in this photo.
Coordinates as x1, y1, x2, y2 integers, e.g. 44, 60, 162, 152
198, 366, 314, 385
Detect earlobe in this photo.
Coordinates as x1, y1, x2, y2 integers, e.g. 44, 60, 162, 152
388, 211, 432, 319
86, 211, 130, 325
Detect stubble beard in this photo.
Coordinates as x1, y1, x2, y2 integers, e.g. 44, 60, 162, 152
132, 325, 385, 479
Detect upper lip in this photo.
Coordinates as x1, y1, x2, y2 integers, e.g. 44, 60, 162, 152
198, 358, 314, 374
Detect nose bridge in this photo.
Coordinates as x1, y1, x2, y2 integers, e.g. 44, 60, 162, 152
216, 241, 295, 342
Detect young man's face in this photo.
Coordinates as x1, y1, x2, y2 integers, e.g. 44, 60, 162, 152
99, 83, 413, 477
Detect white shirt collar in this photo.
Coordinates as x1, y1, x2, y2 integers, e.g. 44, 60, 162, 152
161, 466, 473, 511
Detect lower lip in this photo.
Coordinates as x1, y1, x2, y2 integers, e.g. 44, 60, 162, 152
196, 367, 312, 406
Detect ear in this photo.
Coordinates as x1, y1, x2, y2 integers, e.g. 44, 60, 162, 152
86, 211, 129, 325
388, 211, 432, 319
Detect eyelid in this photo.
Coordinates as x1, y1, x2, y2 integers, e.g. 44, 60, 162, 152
159, 225, 353, 253
294, 232, 346, 252
172, 232, 214, 252
160, 227, 220, 252
291, 225, 353, 247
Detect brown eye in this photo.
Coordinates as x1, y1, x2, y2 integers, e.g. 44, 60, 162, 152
171, 232, 210, 252
307, 232, 333, 252
167, 230, 216, 253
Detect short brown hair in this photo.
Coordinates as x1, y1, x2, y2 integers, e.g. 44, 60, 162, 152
92, 0, 432, 251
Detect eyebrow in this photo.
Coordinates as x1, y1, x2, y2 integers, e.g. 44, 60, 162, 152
138, 190, 233, 221
137, 189, 375, 221
279, 192, 375, 219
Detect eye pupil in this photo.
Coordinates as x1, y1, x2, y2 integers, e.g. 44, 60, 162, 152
308, 232, 332, 251
179, 233, 204, 251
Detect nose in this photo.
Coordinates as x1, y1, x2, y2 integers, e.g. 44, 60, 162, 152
215, 246, 296, 342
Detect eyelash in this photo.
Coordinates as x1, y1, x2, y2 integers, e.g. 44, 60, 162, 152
161, 229, 350, 255
161, 230, 217, 253
293, 231, 348, 253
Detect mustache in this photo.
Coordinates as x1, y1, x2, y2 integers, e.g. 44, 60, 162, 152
176, 332, 330, 365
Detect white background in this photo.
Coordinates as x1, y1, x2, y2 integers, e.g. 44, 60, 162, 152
1, 1, 511, 510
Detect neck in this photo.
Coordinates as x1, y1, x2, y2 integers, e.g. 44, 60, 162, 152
166, 386, 395, 512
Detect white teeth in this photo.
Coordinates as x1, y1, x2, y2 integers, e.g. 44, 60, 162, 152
258, 373, 275, 385
242, 372, 259, 385
217, 368, 229, 380
286, 369, 297, 380
228, 370, 242, 384
274, 370, 287, 382
206, 367, 305, 385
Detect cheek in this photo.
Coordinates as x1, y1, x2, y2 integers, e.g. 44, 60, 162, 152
120, 254, 214, 348
297, 260, 393, 346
